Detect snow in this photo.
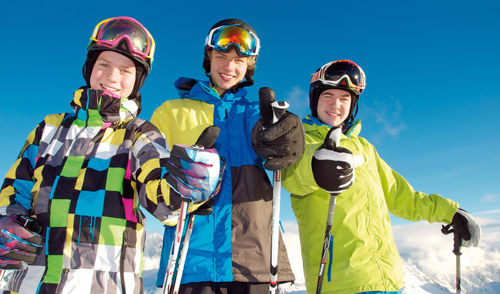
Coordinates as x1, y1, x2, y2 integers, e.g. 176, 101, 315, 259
142, 215, 500, 294
1, 216, 496, 293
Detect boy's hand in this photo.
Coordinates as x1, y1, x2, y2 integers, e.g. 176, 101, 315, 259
312, 127, 364, 195
451, 208, 481, 247
0, 215, 43, 270
251, 87, 305, 171
165, 126, 224, 203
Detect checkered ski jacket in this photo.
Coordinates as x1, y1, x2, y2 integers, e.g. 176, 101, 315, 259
0, 87, 180, 293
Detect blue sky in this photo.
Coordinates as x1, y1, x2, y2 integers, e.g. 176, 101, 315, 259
1, 0, 499, 234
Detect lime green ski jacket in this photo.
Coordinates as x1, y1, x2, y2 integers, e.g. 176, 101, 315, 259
282, 116, 459, 294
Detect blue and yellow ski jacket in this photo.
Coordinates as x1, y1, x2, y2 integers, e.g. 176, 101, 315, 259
152, 78, 295, 285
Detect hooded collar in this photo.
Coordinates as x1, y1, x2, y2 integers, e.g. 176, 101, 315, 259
70, 87, 141, 126
174, 77, 248, 105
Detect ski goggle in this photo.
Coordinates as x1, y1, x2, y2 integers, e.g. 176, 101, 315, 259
90, 16, 155, 62
310, 60, 366, 96
205, 24, 260, 56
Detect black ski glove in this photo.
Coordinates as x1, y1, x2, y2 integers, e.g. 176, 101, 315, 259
251, 87, 305, 171
312, 128, 364, 195
450, 208, 481, 247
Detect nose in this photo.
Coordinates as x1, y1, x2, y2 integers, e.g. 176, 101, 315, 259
223, 59, 236, 70
326, 98, 340, 108
105, 67, 120, 82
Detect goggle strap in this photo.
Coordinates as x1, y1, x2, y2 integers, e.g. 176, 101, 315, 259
310, 72, 320, 84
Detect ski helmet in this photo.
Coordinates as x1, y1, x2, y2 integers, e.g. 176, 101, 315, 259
82, 16, 156, 97
203, 18, 260, 89
309, 60, 366, 127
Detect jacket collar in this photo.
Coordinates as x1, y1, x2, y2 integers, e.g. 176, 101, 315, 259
70, 87, 140, 126
303, 115, 362, 138
174, 77, 248, 105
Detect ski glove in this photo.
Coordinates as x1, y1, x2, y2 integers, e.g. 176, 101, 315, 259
312, 127, 364, 195
451, 208, 481, 247
165, 126, 224, 203
251, 87, 305, 171
0, 215, 43, 270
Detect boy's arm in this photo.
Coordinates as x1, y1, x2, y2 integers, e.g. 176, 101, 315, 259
282, 140, 323, 197
132, 123, 223, 225
0, 122, 45, 216
374, 146, 458, 223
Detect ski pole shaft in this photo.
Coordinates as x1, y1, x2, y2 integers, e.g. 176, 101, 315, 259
456, 254, 461, 294
163, 201, 189, 294
316, 194, 337, 294
453, 228, 462, 294
269, 170, 281, 294
172, 213, 195, 294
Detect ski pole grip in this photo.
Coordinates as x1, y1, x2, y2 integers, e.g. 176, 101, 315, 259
259, 87, 289, 127
194, 126, 220, 149
258, 87, 276, 128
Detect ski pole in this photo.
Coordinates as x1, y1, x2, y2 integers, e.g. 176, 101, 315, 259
258, 87, 289, 294
163, 201, 189, 294
454, 231, 462, 294
316, 127, 342, 294
163, 126, 221, 294
269, 168, 282, 294
171, 213, 195, 294
441, 223, 463, 294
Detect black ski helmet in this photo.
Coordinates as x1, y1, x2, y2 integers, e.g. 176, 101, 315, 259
309, 60, 366, 128
82, 17, 155, 98
203, 18, 259, 90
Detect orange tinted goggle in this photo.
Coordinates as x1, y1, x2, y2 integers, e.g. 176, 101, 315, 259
205, 24, 260, 56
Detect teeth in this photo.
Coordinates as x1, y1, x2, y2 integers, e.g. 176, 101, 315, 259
102, 84, 118, 92
220, 73, 233, 79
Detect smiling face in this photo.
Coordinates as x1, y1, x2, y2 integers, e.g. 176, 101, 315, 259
317, 88, 352, 127
209, 48, 252, 95
90, 51, 136, 98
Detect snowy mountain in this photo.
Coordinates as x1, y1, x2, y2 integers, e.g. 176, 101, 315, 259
142, 214, 500, 294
